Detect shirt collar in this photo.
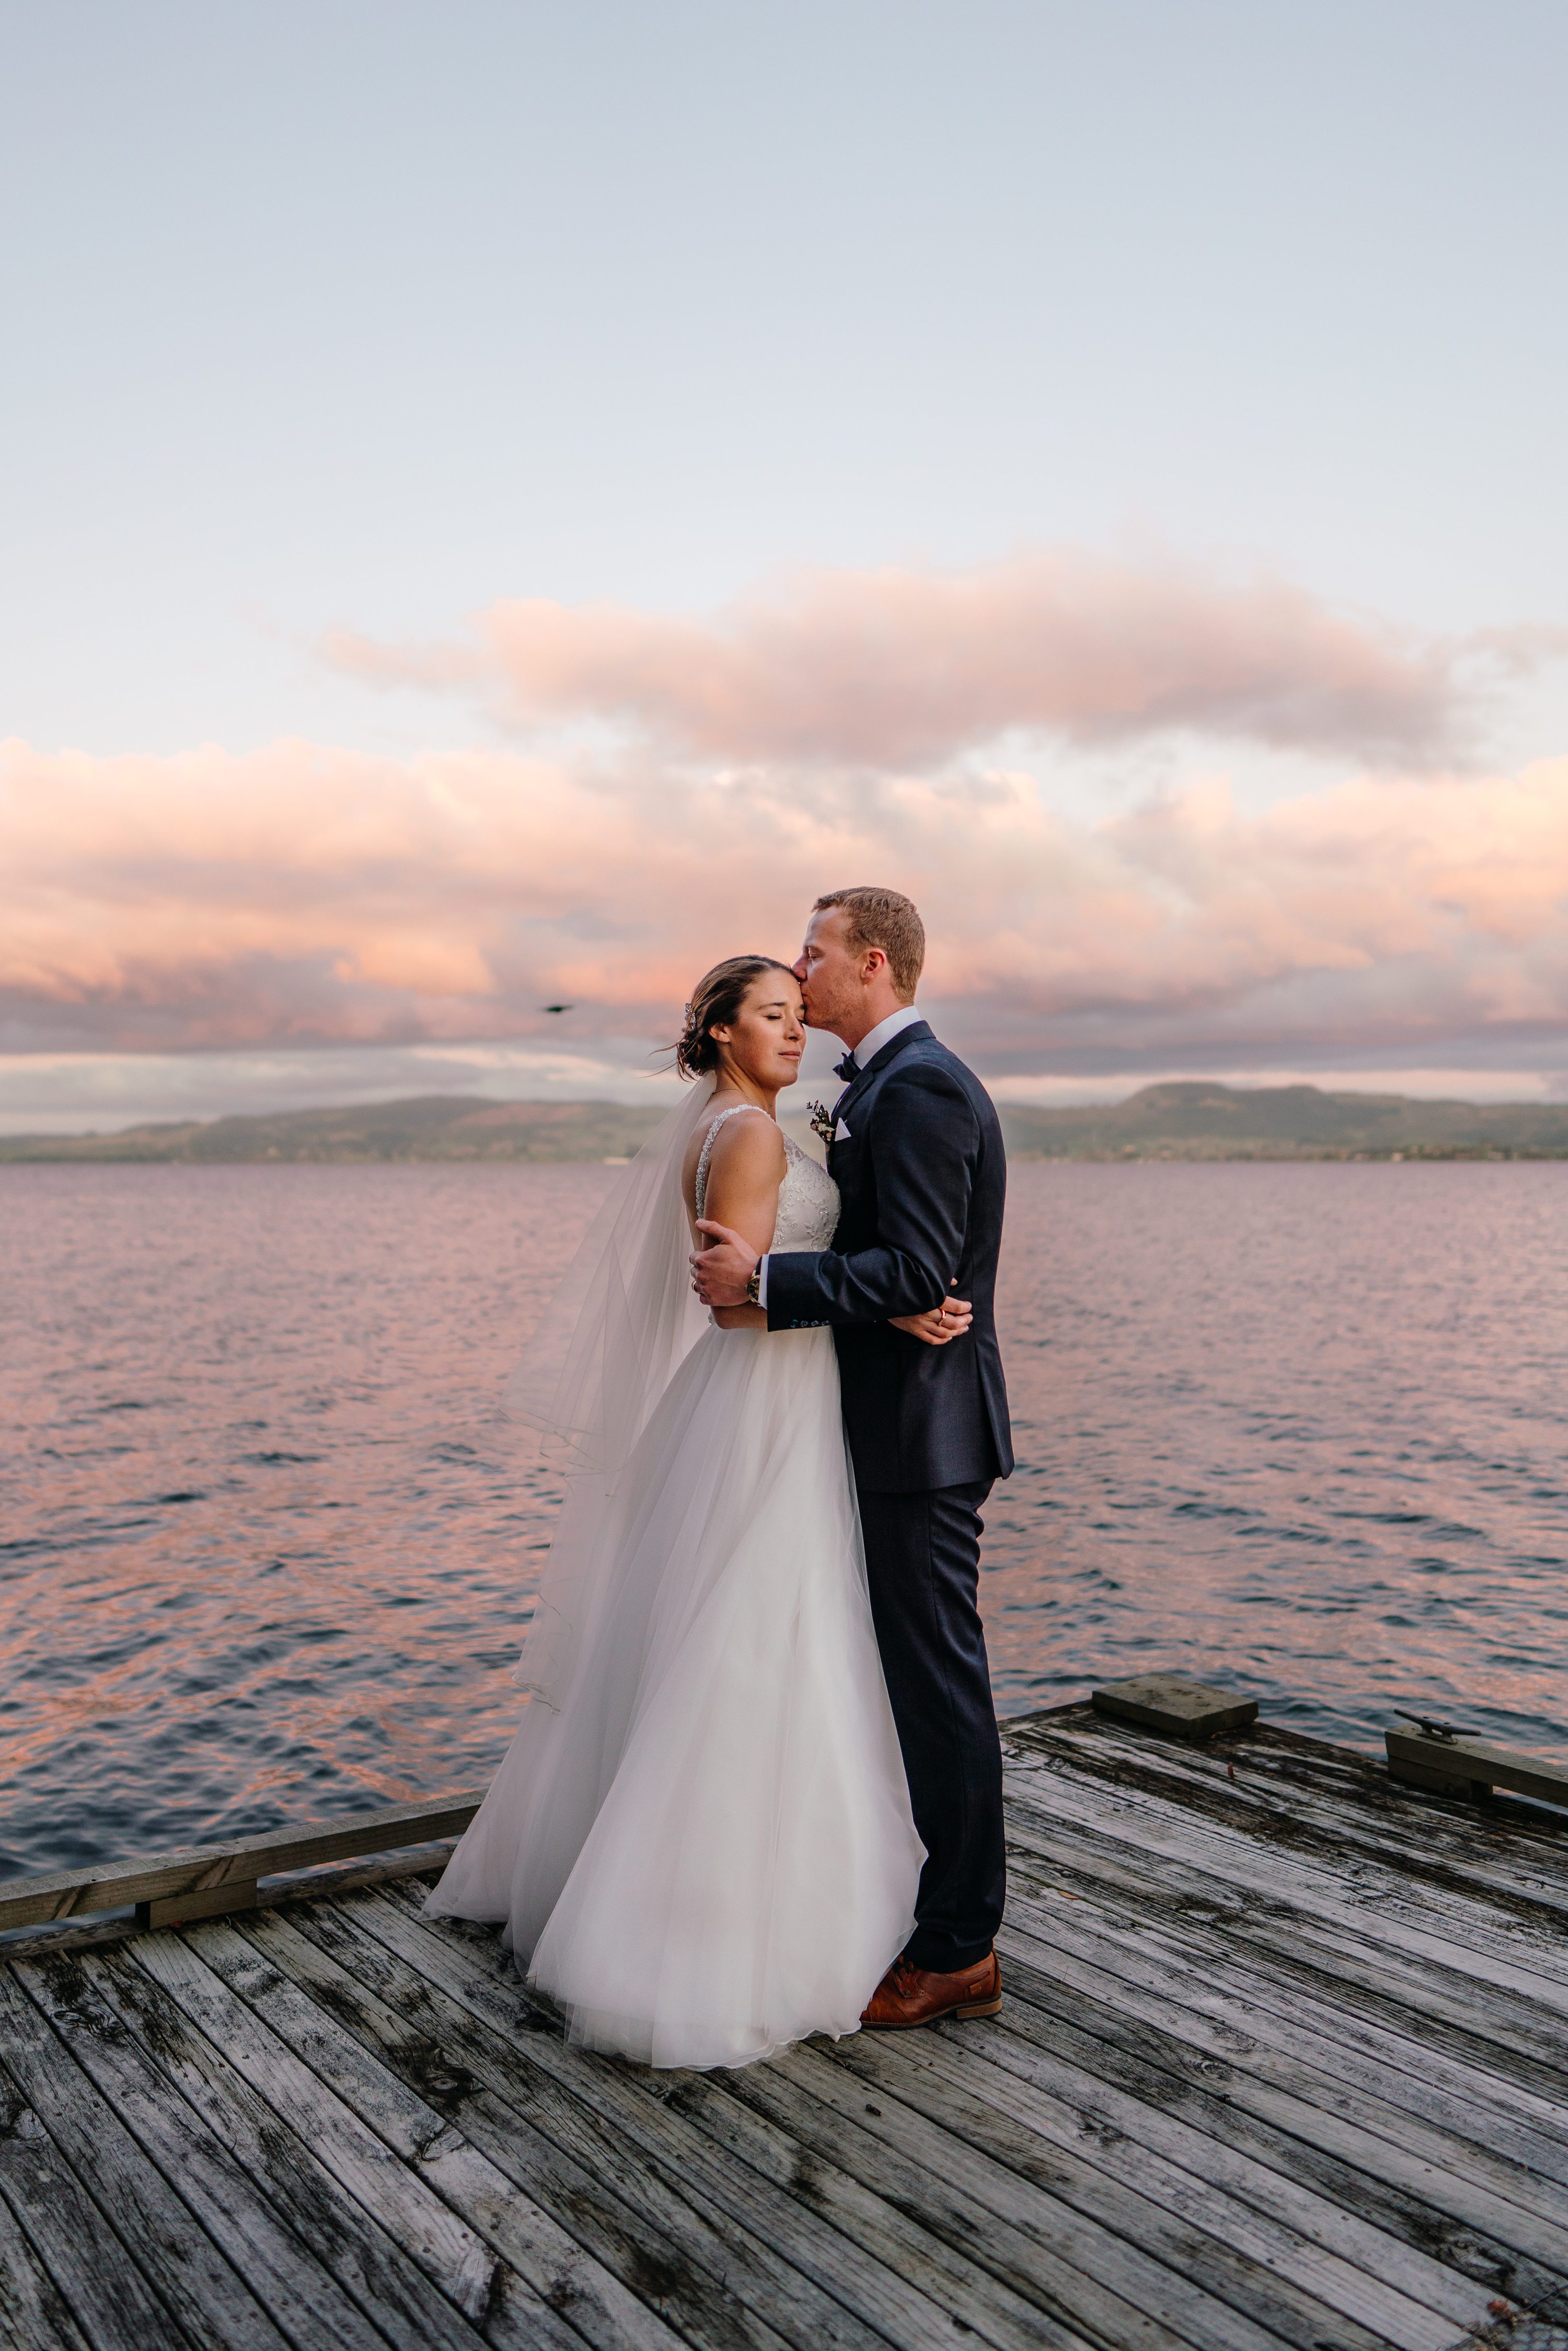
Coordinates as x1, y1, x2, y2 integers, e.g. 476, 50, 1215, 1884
850, 1004, 924, 1071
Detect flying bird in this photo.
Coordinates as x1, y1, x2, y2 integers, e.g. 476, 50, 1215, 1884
540, 1004, 575, 1014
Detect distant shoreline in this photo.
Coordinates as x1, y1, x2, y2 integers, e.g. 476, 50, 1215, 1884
5, 1081, 1568, 1165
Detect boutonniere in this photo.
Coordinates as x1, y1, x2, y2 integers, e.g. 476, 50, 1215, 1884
807, 1099, 835, 1148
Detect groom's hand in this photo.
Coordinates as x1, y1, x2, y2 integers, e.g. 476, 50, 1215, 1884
691, 1221, 760, 1308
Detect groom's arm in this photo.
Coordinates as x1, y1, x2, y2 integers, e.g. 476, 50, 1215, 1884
765, 1066, 978, 1329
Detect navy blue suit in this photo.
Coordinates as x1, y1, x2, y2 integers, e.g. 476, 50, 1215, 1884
766, 1021, 1011, 1968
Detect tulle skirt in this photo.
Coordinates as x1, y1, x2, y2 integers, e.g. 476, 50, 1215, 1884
424, 1322, 924, 2070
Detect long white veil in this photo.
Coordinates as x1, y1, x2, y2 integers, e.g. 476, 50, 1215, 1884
431, 1065, 925, 2020
502, 1076, 716, 1710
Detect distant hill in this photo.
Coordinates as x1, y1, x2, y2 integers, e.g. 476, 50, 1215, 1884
0, 1096, 672, 1164
996, 1081, 1568, 1160
4, 1081, 1568, 1165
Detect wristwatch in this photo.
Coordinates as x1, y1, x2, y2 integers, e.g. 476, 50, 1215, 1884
745, 1264, 762, 1307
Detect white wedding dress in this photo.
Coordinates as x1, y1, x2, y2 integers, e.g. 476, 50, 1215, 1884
425, 1094, 924, 2070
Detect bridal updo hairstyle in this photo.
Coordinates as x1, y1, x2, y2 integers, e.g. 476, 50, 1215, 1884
674, 955, 797, 1079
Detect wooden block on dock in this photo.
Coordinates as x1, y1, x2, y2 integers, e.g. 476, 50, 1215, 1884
136, 1879, 258, 1930
1091, 1672, 1259, 1741
1386, 1725, 1568, 1810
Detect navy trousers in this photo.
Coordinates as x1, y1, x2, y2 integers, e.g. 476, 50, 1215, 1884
857, 1479, 1006, 1971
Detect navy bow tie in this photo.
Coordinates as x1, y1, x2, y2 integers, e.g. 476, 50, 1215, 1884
833, 1053, 859, 1082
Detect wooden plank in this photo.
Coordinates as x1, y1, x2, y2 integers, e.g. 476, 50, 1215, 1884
995, 1930, 1568, 2319
0, 2158, 94, 2351
1386, 1751, 1491, 1799
1006, 1749, 1568, 1999
756, 2036, 1336, 2351
1386, 1727, 1568, 1810
1007, 1717, 1568, 1931
886, 1982, 1482, 2342
200, 1907, 837, 2351
85, 1944, 506, 2351
1, 1963, 293, 2351
0, 1792, 486, 1930
1000, 1850, 1568, 2205
1006, 1757, 1568, 2003
674, 2055, 1184, 2351
8, 1952, 385, 2351
278, 1909, 1128, 2351
1008, 1839, 1568, 2163
140, 1880, 261, 1929
634, 2060, 1103, 2351
125, 1930, 519, 2347
361, 1879, 1186, 2351
858, 1998, 1484, 2348
733, 2022, 1523, 2332
0, 2046, 193, 2351
799, 2025, 1402, 2351
1000, 1864, 1568, 2197
0, 1840, 460, 1963
345, 1899, 1190, 2351
271, 1893, 823, 2351
255, 1896, 1071, 2351
1007, 1781, 1565, 2070
1001, 1816, 1568, 2137
225, 1906, 697, 2351
367, 1882, 1295, 2351
996, 1898, 1568, 2271
1091, 1675, 1259, 1741
1245, 1716, 1568, 1856
954, 1931, 1537, 2324
8, 1699, 1561, 2351
1034, 1722, 1568, 1929
991, 1977, 1566, 2322
1003, 1782, 1568, 2060
278, 1890, 969, 2351
260, 1838, 459, 1911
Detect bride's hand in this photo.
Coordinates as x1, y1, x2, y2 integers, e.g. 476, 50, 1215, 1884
891, 1294, 973, 1346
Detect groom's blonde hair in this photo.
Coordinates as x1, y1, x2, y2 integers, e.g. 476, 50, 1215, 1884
813, 888, 924, 1003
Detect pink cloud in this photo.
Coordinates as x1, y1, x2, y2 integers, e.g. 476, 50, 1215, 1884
5, 734, 1568, 1073
321, 551, 1524, 765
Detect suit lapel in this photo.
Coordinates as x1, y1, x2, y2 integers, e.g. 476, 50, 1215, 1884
831, 1020, 931, 1143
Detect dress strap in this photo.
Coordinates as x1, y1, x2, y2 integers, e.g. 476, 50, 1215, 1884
694, 1104, 770, 1222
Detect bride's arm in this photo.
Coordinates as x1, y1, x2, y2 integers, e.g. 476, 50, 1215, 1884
696, 1115, 786, 1328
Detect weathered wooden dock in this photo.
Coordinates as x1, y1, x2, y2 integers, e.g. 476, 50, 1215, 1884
4, 1701, 1567, 2351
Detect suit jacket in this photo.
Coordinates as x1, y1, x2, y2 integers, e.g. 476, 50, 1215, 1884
766, 1020, 1013, 1494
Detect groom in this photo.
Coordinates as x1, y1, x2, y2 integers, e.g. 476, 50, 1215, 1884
693, 886, 1013, 2027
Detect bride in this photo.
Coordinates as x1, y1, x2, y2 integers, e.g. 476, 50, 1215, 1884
424, 954, 971, 2070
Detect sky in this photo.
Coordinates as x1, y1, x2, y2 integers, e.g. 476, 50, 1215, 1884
3, 0, 1567, 1129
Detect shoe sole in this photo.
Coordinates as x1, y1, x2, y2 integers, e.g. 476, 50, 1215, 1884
862, 1995, 1003, 2030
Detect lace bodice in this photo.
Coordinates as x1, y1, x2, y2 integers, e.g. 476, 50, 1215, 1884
694, 1106, 840, 1252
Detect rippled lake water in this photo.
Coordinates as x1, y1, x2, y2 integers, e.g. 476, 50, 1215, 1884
3, 1159, 1565, 1878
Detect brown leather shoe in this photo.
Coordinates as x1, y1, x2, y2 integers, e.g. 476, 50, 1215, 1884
860, 1949, 1002, 2029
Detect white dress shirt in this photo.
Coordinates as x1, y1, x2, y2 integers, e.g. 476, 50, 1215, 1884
844, 1002, 925, 1075
756, 1003, 924, 1307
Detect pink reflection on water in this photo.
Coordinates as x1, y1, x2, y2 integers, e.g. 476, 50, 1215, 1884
3, 1157, 1566, 1877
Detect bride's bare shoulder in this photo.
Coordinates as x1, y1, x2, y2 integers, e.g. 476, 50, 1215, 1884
683, 1102, 786, 1195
